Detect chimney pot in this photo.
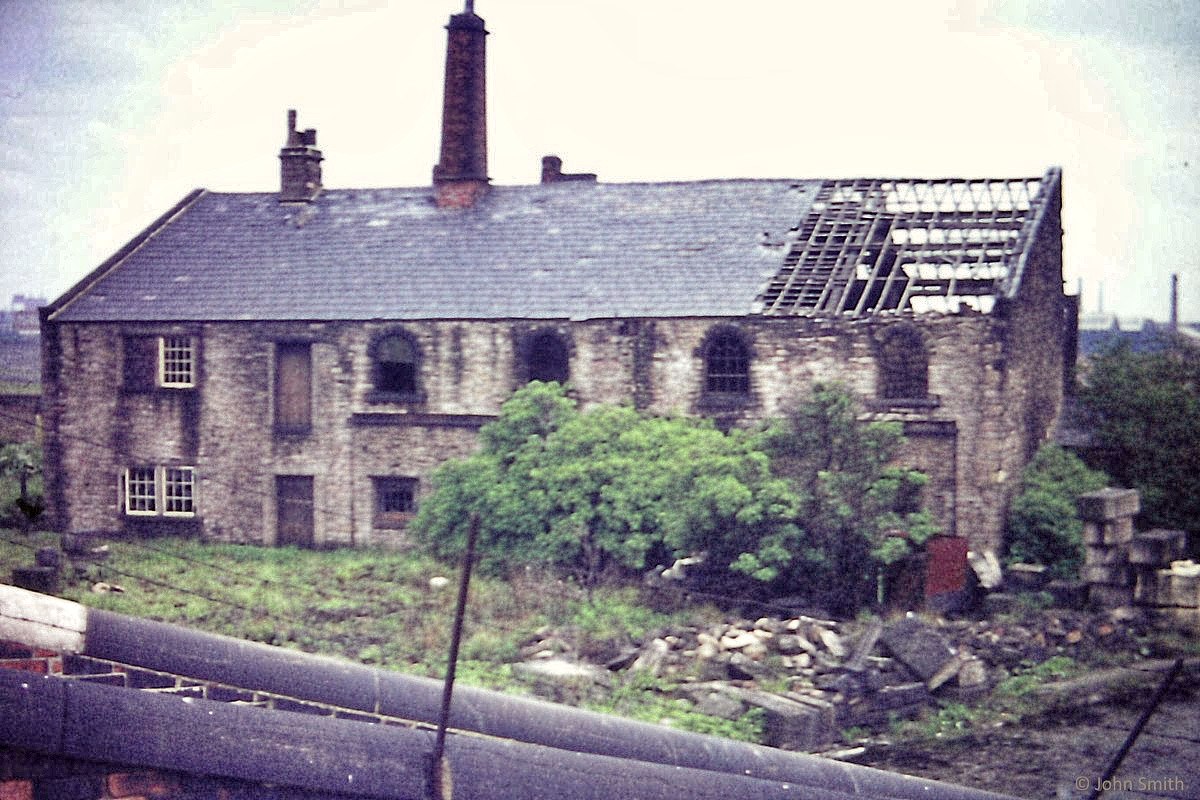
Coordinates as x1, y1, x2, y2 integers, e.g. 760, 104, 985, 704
541, 154, 597, 184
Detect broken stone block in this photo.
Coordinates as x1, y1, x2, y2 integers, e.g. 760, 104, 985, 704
1081, 564, 1132, 586
1135, 569, 1168, 606
694, 632, 720, 660
837, 682, 930, 728
775, 633, 818, 656
512, 658, 610, 690
1085, 543, 1130, 566
719, 629, 758, 651
967, 549, 1003, 590
630, 638, 671, 675
880, 617, 957, 685
692, 690, 747, 721
843, 621, 883, 673
1082, 518, 1134, 546
1130, 529, 1188, 566
956, 657, 988, 689
1076, 488, 1140, 522
1005, 563, 1049, 591
726, 652, 770, 680
1160, 570, 1200, 608
733, 689, 834, 750
604, 648, 639, 671
1045, 579, 1088, 609
817, 628, 846, 658
927, 655, 962, 691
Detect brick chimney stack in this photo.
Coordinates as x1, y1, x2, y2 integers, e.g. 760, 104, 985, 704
541, 155, 597, 184
279, 109, 323, 203
432, 2, 489, 209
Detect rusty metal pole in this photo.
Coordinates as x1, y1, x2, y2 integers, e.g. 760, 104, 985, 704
1087, 657, 1184, 799
429, 513, 479, 800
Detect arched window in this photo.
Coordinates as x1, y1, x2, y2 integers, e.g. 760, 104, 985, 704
372, 333, 419, 395
878, 327, 928, 400
704, 329, 750, 394
527, 331, 570, 384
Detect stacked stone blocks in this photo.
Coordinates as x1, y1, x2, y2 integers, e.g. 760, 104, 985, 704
1077, 488, 1139, 608
1131, 529, 1197, 631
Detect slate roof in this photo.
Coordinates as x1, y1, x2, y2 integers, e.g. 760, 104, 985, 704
49, 171, 1059, 323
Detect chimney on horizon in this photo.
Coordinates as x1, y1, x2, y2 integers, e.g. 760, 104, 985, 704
541, 155, 597, 184
279, 109, 323, 203
432, 2, 489, 209
1170, 273, 1179, 330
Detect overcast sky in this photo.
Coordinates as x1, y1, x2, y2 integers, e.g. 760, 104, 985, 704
2, 0, 1197, 322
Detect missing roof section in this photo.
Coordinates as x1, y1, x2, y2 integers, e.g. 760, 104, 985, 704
756, 171, 1054, 316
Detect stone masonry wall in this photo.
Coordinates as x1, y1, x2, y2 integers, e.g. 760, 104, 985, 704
42, 301, 1059, 553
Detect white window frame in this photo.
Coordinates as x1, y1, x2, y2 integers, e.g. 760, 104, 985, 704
123, 465, 196, 517
159, 336, 196, 388
162, 466, 196, 517
124, 467, 159, 516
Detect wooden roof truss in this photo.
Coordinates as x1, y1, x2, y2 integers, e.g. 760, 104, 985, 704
757, 175, 1047, 316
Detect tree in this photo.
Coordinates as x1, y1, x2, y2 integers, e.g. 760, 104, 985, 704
412, 382, 800, 588
414, 382, 934, 613
1005, 444, 1108, 578
762, 383, 938, 612
1079, 336, 1200, 536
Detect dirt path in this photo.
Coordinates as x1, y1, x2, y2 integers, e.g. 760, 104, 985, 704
852, 684, 1199, 799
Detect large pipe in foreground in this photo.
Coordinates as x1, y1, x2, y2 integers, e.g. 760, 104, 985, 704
0, 585, 1019, 800
0, 669, 872, 800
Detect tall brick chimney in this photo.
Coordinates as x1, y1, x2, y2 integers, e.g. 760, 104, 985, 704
432, 1, 489, 209
279, 109, 323, 203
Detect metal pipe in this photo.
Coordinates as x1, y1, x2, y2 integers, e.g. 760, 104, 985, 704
0, 584, 1019, 800
430, 514, 478, 798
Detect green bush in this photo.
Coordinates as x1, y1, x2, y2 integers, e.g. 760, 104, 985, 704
763, 383, 939, 613
412, 382, 801, 589
1005, 444, 1107, 578
414, 382, 934, 614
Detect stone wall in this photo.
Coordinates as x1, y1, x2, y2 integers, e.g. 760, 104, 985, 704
42, 281, 1064, 551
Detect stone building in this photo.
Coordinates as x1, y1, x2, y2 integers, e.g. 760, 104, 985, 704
40, 4, 1069, 553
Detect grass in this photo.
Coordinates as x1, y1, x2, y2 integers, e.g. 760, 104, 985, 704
0, 529, 740, 738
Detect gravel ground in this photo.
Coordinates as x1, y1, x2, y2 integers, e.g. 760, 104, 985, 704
852, 681, 1199, 799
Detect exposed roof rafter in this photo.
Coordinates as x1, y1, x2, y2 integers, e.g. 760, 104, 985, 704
756, 169, 1059, 316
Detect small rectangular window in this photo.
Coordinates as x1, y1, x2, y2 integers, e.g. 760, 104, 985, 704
123, 466, 196, 517
125, 335, 196, 390
374, 477, 417, 528
163, 467, 196, 516
124, 467, 158, 515
160, 336, 196, 388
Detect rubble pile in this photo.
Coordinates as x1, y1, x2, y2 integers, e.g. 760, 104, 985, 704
512, 604, 1150, 751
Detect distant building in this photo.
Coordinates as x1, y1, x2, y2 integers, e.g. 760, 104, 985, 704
40, 5, 1071, 554
0, 295, 47, 338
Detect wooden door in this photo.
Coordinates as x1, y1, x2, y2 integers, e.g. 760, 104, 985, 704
276, 476, 314, 547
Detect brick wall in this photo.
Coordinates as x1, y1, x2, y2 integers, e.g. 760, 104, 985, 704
42, 284, 1063, 552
